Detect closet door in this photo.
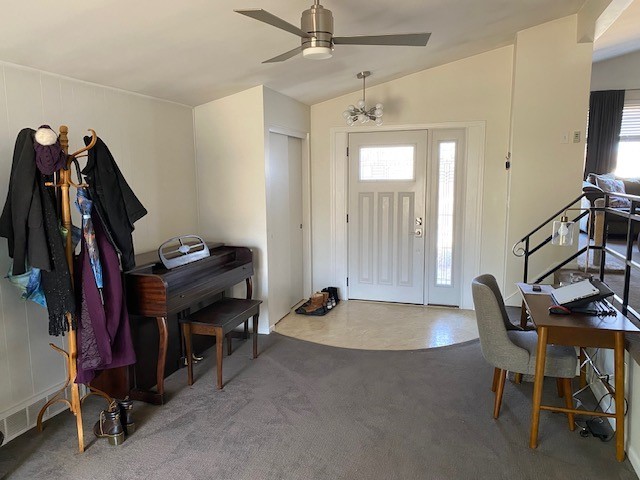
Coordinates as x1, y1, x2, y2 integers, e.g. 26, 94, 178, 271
267, 132, 304, 323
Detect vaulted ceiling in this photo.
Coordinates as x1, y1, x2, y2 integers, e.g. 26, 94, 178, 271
0, 1, 634, 106
593, 0, 640, 61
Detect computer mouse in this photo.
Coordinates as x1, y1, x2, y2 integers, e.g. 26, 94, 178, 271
548, 305, 571, 315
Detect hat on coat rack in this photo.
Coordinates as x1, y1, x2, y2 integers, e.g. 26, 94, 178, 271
33, 125, 67, 175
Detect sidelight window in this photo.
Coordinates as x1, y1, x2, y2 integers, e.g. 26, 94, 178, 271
436, 141, 456, 286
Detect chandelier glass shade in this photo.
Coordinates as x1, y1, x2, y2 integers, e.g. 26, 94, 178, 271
342, 71, 383, 126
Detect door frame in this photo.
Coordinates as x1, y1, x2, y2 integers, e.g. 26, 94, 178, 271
329, 122, 485, 310
267, 126, 313, 301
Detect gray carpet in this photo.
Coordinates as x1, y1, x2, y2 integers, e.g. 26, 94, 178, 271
0, 334, 637, 480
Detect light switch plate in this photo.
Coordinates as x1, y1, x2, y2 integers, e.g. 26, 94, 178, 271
573, 131, 581, 143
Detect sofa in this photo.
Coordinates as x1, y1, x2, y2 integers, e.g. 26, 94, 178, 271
583, 173, 640, 237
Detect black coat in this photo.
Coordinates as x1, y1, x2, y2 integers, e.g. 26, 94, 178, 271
0, 128, 51, 275
82, 136, 147, 271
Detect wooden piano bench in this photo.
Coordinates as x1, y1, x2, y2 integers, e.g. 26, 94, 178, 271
180, 298, 262, 390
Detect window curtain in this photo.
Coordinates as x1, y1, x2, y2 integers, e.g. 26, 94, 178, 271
584, 90, 625, 179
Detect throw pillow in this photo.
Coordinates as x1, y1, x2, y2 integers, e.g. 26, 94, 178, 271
595, 176, 632, 208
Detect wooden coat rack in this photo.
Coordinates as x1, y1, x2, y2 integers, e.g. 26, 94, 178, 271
35, 126, 111, 452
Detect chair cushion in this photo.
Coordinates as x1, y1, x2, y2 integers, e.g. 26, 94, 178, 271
507, 331, 577, 378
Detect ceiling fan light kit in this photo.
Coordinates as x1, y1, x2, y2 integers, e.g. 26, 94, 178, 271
343, 71, 383, 126
301, 2, 333, 59
302, 46, 333, 60
235, 1, 430, 64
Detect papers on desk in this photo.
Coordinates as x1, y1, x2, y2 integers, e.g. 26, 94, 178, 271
551, 279, 599, 306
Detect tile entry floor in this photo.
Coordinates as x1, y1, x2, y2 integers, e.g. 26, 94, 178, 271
274, 299, 479, 350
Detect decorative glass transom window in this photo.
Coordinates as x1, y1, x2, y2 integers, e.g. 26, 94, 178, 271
359, 145, 415, 181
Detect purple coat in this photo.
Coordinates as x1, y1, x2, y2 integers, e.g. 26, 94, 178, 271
76, 213, 135, 384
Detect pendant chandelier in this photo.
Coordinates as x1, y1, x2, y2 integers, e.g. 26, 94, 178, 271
342, 71, 383, 126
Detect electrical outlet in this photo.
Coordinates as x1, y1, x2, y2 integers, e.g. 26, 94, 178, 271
573, 131, 581, 143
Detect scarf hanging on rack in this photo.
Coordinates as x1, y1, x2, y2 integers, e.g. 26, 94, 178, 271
38, 175, 76, 336
75, 188, 103, 290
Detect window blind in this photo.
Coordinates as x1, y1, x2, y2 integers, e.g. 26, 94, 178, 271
620, 101, 640, 139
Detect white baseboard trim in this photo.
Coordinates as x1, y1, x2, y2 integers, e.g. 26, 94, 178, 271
588, 377, 616, 428
586, 351, 637, 477
0, 383, 87, 445
628, 445, 640, 476
0, 382, 67, 420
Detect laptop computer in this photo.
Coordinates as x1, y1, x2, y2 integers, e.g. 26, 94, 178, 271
551, 278, 614, 308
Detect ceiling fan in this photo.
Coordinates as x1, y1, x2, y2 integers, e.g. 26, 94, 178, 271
235, 0, 431, 63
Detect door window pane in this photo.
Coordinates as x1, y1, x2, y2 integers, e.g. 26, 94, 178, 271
436, 141, 456, 286
359, 146, 415, 181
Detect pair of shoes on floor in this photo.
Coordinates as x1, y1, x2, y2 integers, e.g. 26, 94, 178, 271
295, 288, 340, 316
321, 287, 339, 308
93, 398, 135, 446
295, 293, 328, 316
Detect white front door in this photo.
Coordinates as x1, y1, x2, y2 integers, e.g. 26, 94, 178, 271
347, 130, 428, 304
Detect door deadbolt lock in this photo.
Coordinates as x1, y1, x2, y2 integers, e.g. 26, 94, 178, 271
415, 217, 423, 226
414, 228, 423, 238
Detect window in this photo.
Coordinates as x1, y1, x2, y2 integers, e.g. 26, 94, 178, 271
359, 145, 415, 181
436, 141, 456, 286
615, 101, 640, 178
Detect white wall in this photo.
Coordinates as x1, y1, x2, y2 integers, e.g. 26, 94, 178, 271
591, 49, 640, 91
194, 86, 310, 332
503, 15, 593, 302
310, 15, 594, 311
264, 87, 311, 134
0, 61, 197, 436
310, 47, 514, 297
194, 86, 268, 325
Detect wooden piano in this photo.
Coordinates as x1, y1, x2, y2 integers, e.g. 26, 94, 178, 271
93, 243, 253, 404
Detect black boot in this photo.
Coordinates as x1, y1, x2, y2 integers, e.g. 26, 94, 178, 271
328, 287, 339, 304
118, 398, 135, 435
322, 287, 339, 306
93, 403, 124, 446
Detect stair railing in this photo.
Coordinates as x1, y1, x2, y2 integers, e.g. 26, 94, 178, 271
512, 192, 596, 284
512, 187, 640, 320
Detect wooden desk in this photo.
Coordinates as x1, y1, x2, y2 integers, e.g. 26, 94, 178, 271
517, 283, 640, 462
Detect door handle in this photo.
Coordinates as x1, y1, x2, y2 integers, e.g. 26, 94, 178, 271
411, 228, 423, 238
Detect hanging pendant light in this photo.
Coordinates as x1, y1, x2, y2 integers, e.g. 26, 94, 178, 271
342, 71, 383, 126
551, 215, 575, 246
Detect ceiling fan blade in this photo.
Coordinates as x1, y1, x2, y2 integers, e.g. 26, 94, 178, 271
235, 9, 311, 38
263, 46, 303, 64
333, 33, 431, 46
